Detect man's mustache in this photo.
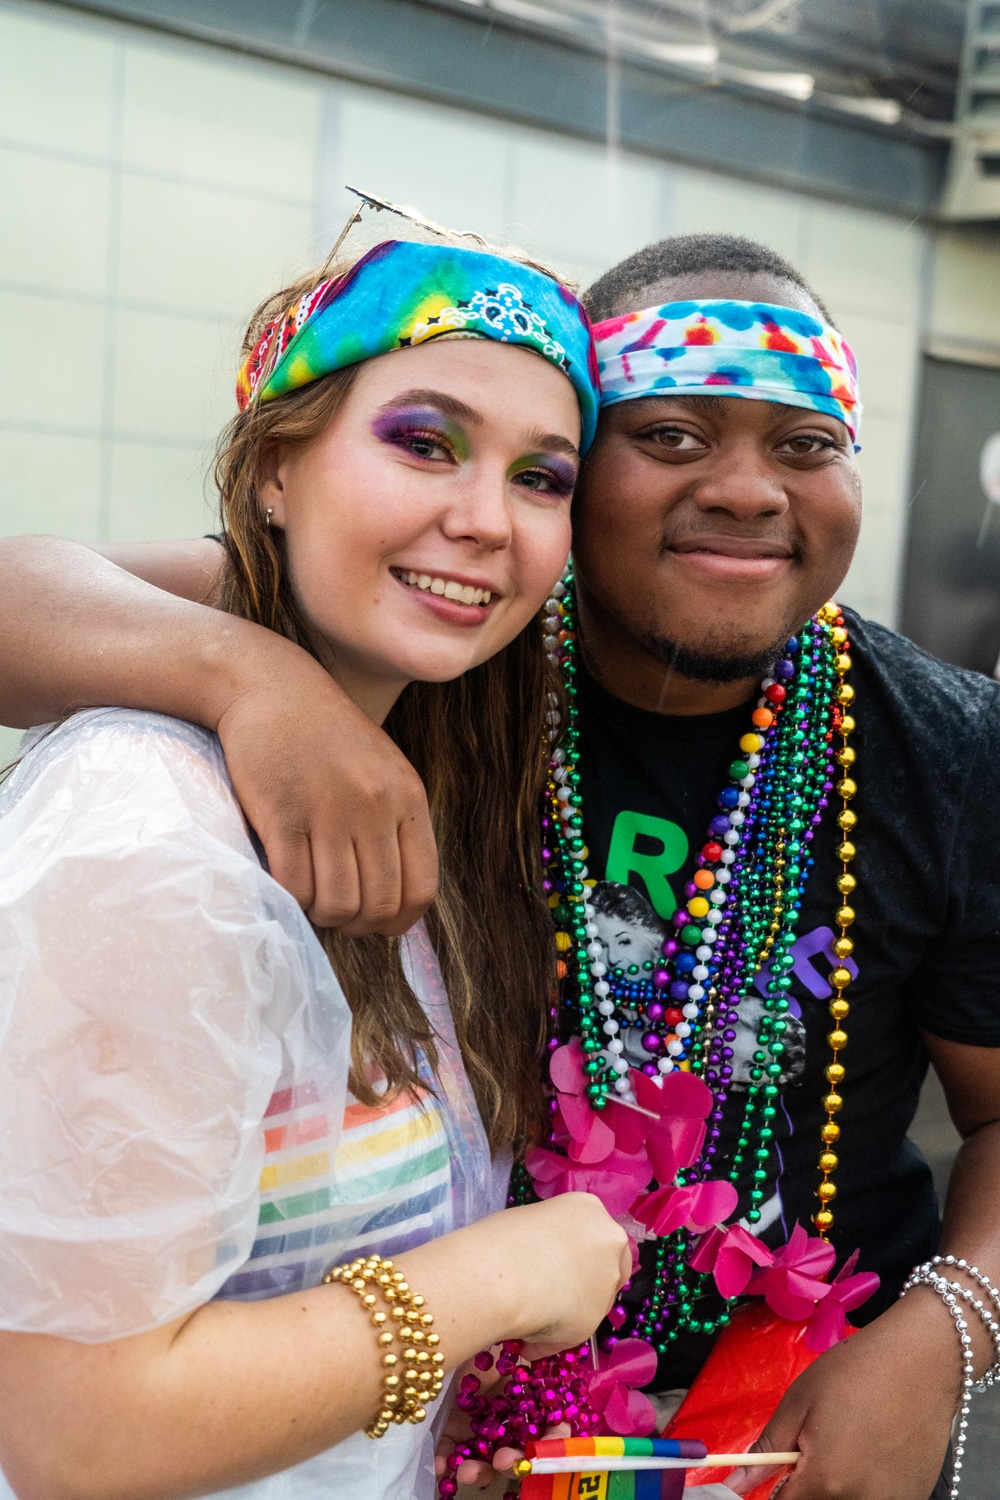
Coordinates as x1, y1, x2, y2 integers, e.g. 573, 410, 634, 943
658, 525, 803, 561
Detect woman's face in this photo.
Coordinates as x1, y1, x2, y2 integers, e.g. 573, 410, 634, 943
593, 911, 665, 971
262, 338, 580, 720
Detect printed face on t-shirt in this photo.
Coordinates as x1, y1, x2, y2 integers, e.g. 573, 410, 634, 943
588, 880, 670, 973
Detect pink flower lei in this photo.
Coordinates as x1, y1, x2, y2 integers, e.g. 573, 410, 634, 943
438, 1042, 878, 1492
436, 593, 877, 1493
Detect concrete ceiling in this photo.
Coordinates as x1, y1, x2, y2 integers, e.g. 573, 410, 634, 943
413, 0, 967, 128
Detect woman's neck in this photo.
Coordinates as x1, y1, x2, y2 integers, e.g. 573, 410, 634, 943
314, 640, 408, 727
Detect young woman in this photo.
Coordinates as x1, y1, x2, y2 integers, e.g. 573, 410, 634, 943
0, 236, 630, 1500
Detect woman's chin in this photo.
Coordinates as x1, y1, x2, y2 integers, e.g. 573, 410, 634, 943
389, 646, 492, 685
343, 636, 498, 690
369, 609, 517, 684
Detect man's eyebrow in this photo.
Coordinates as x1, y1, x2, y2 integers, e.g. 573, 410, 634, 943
624, 393, 844, 429
376, 389, 483, 425
624, 394, 727, 416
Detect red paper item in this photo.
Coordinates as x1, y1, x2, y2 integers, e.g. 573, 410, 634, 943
663, 1300, 856, 1496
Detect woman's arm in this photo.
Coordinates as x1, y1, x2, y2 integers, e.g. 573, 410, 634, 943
0, 712, 630, 1499
0, 1196, 628, 1500
0, 535, 437, 935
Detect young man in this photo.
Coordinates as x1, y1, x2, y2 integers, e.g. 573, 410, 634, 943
2, 235, 999, 1500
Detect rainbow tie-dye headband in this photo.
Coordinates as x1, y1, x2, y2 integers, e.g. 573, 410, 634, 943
237, 239, 600, 451
594, 299, 861, 440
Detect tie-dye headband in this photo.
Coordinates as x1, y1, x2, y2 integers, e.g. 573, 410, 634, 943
237, 239, 600, 451
594, 299, 861, 440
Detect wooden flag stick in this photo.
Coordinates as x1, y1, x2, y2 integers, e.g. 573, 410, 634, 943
518, 1452, 800, 1475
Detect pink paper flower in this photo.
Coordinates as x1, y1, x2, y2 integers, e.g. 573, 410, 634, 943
587, 1338, 659, 1437
607, 1068, 713, 1184
747, 1222, 837, 1321
804, 1250, 880, 1352
689, 1223, 775, 1299
528, 1046, 737, 1233
633, 1178, 738, 1237
524, 1142, 651, 1218
548, 1041, 618, 1164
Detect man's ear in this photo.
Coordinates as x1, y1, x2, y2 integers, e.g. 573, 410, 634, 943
258, 439, 287, 528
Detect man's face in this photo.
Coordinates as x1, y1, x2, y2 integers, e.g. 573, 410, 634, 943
573, 272, 862, 686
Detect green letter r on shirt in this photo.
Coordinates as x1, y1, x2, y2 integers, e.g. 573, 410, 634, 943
605, 811, 688, 920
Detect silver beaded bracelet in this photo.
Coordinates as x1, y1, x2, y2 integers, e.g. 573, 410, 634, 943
910, 1257, 1000, 1390
900, 1271, 974, 1498
899, 1266, 1000, 1500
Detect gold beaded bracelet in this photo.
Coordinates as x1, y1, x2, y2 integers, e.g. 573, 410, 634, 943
323, 1253, 445, 1439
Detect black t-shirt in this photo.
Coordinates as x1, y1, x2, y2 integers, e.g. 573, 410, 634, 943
577, 609, 1000, 1386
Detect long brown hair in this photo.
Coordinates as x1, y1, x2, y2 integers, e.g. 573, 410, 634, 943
214, 244, 566, 1150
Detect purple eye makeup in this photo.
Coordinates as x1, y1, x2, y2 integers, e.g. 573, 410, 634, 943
369, 391, 578, 493
370, 405, 469, 464
508, 452, 578, 498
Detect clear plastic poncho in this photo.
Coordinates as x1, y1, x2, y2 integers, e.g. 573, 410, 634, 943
0, 709, 501, 1500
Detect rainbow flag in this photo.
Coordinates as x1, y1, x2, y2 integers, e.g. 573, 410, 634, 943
519, 1438, 708, 1500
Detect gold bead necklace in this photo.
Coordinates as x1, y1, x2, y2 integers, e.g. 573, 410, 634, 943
813, 608, 856, 1238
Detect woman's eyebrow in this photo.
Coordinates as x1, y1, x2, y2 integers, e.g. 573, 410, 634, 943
376, 389, 483, 425
525, 431, 581, 461
376, 393, 579, 461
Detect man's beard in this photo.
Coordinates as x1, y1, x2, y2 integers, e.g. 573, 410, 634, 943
637, 627, 791, 685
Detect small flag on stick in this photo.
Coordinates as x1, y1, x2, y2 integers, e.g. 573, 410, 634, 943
515, 1437, 798, 1500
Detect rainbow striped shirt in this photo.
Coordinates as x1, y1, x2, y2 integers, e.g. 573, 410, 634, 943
216, 1077, 453, 1303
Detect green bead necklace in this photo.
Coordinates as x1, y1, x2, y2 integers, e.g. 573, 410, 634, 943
524, 575, 857, 1349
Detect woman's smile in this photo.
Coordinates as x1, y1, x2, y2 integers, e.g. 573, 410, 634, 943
268, 338, 579, 721
389, 565, 500, 616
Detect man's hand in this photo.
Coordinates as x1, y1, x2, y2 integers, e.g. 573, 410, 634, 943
741, 1294, 958, 1499
216, 665, 438, 934
0, 535, 440, 935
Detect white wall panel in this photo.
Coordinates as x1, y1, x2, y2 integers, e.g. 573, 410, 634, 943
336, 91, 511, 246
107, 438, 214, 542
112, 307, 239, 443
837, 311, 917, 420
0, 144, 111, 295
800, 202, 923, 322
117, 175, 314, 318
508, 135, 666, 278
121, 40, 320, 200
0, 289, 105, 430
672, 172, 805, 265
0, 430, 102, 539
929, 227, 1000, 350
0, 0, 963, 643
0, 6, 116, 158
839, 486, 908, 621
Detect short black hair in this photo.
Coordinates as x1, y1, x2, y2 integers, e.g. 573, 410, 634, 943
590, 880, 667, 934
583, 233, 832, 324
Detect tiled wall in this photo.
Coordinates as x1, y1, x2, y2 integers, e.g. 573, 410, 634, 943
0, 0, 950, 737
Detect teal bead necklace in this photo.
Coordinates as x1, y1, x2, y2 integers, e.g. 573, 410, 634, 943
523, 571, 857, 1350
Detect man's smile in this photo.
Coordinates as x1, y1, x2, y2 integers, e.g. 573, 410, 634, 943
665, 532, 796, 583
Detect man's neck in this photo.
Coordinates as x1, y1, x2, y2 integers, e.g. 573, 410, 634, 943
576, 592, 760, 717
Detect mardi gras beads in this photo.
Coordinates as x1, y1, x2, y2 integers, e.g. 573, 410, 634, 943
539, 574, 856, 1350
814, 606, 857, 1236
437, 1342, 598, 1498
542, 578, 753, 1098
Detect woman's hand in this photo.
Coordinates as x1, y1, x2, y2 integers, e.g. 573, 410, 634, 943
494, 1194, 632, 1354
424, 1194, 631, 1491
